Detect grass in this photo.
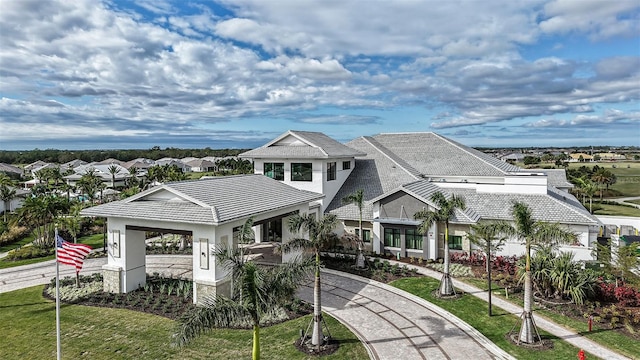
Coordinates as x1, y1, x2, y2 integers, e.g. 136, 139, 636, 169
391, 277, 583, 360
593, 204, 640, 217
462, 278, 640, 359
0, 285, 367, 360
0, 233, 35, 253
0, 233, 105, 270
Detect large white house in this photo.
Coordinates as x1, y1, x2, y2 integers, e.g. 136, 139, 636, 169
83, 130, 612, 303
240, 131, 602, 261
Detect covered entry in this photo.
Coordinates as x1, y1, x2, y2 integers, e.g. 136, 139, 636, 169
82, 174, 323, 304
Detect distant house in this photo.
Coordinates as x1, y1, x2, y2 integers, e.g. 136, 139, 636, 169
123, 158, 155, 171
61, 159, 87, 173
569, 153, 593, 162
97, 158, 124, 166
0, 163, 23, 178
23, 160, 49, 174
596, 152, 626, 161
498, 152, 525, 163
185, 159, 217, 173
64, 164, 130, 188
155, 158, 191, 172
0, 186, 29, 214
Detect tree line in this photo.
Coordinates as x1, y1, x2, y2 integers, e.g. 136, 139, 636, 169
0, 147, 251, 165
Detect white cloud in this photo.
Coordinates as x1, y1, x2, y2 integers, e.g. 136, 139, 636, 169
540, 0, 640, 40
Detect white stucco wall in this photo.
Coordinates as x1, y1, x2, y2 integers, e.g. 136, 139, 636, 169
596, 215, 640, 236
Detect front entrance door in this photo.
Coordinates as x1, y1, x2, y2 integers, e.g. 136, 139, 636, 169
262, 218, 282, 242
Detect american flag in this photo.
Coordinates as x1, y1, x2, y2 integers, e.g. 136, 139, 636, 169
56, 234, 92, 272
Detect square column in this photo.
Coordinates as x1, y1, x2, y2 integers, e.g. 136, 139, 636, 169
102, 227, 146, 293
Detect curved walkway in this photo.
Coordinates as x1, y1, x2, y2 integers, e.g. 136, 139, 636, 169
297, 269, 511, 360
0, 256, 632, 360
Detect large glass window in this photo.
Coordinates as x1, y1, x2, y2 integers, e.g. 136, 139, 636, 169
291, 163, 312, 181
355, 228, 371, 243
406, 229, 423, 250
342, 161, 351, 170
448, 235, 463, 250
264, 162, 284, 180
327, 162, 336, 181
384, 228, 401, 248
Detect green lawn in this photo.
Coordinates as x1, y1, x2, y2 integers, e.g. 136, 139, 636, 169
0, 233, 105, 270
391, 277, 582, 360
0, 233, 35, 253
0, 286, 367, 360
462, 278, 640, 359
593, 204, 640, 217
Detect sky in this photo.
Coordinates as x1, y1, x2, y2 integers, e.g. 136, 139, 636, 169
0, 0, 639, 151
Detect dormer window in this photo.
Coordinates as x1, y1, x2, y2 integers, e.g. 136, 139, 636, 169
327, 162, 337, 181
291, 163, 312, 181
264, 162, 284, 180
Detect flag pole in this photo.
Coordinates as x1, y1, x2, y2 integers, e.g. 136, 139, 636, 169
55, 227, 61, 360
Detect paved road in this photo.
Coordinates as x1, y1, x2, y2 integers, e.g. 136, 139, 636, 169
297, 269, 511, 360
610, 196, 640, 209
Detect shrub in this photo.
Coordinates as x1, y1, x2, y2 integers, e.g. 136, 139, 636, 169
0, 225, 30, 246
6, 245, 53, 260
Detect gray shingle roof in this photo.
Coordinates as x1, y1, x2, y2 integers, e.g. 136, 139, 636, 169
530, 169, 574, 189
326, 137, 418, 220
328, 132, 593, 227
81, 174, 324, 225
392, 181, 481, 223
441, 187, 599, 225
240, 130, 365, 159
371, 132, 522, 177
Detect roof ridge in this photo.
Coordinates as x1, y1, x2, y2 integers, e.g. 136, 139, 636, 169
361, 136, 421, 180
431, 133, 520, 175
545, 187, 600, 225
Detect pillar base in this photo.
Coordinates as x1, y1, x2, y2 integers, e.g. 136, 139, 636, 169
194, 278, 231, 305
102, 264, 122, 293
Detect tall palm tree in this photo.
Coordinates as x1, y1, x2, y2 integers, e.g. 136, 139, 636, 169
282, 213, 339, 350
174, 242, 312, 360
0, 185, 17, 222
468, 221, 513, 316
573, 178, 598, 213
77, 168, 102, 201
511, 201, 576, 344
591, 168, 614, 200
342, 189, 366, 268
107, 165, 121, 189
414, 191, 466, 296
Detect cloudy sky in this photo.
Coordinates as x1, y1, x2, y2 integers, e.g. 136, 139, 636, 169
1, 0, 639, 150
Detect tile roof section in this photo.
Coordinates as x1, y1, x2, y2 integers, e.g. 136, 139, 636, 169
326, 137, 418, 221
81, 174, 324, 225
371, 132, 522, 177
240, 130, 365, 159
440, 187, 599, 225
531, 169, 574, 189
398, 181, 481, 223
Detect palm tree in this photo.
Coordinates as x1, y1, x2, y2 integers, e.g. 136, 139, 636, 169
468, 221, 513, 316
77, 168, 102, 201
174, 239, 312, 360
573, 178, 598, 213
511, 201, 576, 344
107, 165, 121, 189
282, 213, 339, 350
0, 185, 17, 223
342, 189, 366, 268
414, 191, 466, 296
592, 168, 614, 200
